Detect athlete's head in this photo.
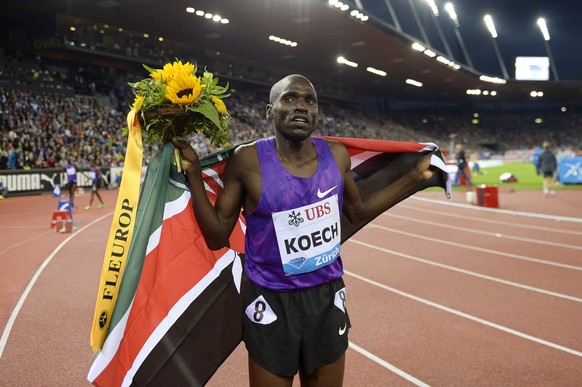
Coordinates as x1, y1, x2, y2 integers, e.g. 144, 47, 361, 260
266, 74, 318, 141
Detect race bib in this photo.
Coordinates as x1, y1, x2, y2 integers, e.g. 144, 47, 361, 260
245, 295, 277, 325
272, 195, 341, 275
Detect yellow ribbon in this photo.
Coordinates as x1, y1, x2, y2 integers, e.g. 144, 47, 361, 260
90, 110, 143, 350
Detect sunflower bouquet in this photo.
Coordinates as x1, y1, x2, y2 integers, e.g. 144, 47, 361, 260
128, 60, 231, 171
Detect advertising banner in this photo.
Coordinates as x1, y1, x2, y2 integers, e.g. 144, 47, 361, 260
558, 157, 582, 184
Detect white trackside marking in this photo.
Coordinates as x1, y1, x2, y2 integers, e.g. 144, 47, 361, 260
345, 270, 582, 358
348, 342, 430, 386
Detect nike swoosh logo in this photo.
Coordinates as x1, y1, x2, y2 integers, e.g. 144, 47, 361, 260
317, 185, 337, 199
338, 324, 347, 335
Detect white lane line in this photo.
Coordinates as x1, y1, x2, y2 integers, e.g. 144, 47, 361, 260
386, 213, 582, 251
368, 223, 582, 271
398, 203, 582, 236
0, 213, 111, 360
0, 230, 55, 257
348, 342, 430, 387
411, 196, 582, 224
344, 270, 582, 358
349, 238, 582, 303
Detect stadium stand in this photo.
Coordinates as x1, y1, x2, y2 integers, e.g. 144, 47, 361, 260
1, 46, 580, 174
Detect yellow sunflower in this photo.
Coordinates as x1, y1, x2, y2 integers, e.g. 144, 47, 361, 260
131, 95, 145, 112
165, 74, 202, 105
211, 96, 228, 114
151, 61, 196, 83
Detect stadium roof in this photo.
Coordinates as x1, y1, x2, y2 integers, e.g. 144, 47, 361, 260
4, 0, 582, 107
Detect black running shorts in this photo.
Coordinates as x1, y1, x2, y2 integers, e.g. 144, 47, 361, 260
242, 277, 351, 377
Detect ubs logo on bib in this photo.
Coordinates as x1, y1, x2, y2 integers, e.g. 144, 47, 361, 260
304, 202, 332, 221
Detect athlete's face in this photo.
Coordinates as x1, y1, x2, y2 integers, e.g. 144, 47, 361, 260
267, 76, 318, 141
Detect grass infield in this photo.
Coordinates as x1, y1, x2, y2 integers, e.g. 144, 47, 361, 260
432, 161, 582, 192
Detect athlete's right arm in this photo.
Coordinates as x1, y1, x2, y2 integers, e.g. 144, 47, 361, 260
172, 137, 245, 250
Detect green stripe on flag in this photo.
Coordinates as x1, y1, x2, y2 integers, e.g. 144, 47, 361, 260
106, 143, 174, 337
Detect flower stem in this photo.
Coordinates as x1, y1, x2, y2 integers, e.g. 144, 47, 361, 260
173, 147, 183, 174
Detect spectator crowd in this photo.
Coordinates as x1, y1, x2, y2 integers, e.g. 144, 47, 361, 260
1, 55, 581, 172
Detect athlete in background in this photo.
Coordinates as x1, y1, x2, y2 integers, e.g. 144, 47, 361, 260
64, 158, 78, 209
85, 161, 106, 210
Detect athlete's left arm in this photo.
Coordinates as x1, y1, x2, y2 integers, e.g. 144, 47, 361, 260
327, 140, 434, 225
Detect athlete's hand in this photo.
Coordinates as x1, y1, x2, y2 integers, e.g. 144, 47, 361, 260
418, 152, 435, 181
171, 137, 201, 174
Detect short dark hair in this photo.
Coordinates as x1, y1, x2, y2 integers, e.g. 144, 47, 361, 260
269, 74, 315, 104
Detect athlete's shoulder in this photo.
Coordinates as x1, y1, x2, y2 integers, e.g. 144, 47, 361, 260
321, 138, 349, 171
229, 140, 260, 174
232, 140, 258, 158
320, 137, 346, 149
322, 138, 348, 157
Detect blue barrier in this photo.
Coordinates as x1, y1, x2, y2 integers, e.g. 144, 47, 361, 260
558, 157, 582, 184
58, 198, 74, 219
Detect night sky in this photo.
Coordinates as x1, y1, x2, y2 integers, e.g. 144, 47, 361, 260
359, 0, 582, 81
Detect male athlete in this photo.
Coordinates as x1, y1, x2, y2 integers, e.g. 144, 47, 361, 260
173, 74, 434, 386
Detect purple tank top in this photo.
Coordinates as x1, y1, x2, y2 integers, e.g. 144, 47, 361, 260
243, 136, 344, 291
66, 163, 77, 183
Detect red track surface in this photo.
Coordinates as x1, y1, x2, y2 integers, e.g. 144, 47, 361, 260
1, 188, 581, 386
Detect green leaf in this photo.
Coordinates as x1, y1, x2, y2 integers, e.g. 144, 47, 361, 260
143, 64, 157, 74
188, 100, 221, 129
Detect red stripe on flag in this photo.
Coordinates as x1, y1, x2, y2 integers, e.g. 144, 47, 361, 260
94, 201, 231, 385
202, 162, 227, 197
320, 135, 428, 154
94, 197, 246, 386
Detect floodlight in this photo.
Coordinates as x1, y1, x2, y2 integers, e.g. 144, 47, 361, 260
484, 15, 497, 38
366, 67, 387, 77
412, 42, 426, 52
405, 79, 423, 87
537, 18, 550, 41
337, 56, 358, 68
444, 3, 459, 26
424, 0, 439, 16
536, 18, 559, 80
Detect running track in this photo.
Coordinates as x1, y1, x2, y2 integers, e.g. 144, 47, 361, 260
1, 188, 581, 386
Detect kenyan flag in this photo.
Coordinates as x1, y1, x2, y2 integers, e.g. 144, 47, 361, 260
88, 143, 247, 386
87, 137, 449, 386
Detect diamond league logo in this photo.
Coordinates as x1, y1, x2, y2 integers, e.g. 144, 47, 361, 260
563, 161, 582, 178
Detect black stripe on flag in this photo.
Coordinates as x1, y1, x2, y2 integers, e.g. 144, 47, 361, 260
132, 252, 247, 386
342, 149, 446, 241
